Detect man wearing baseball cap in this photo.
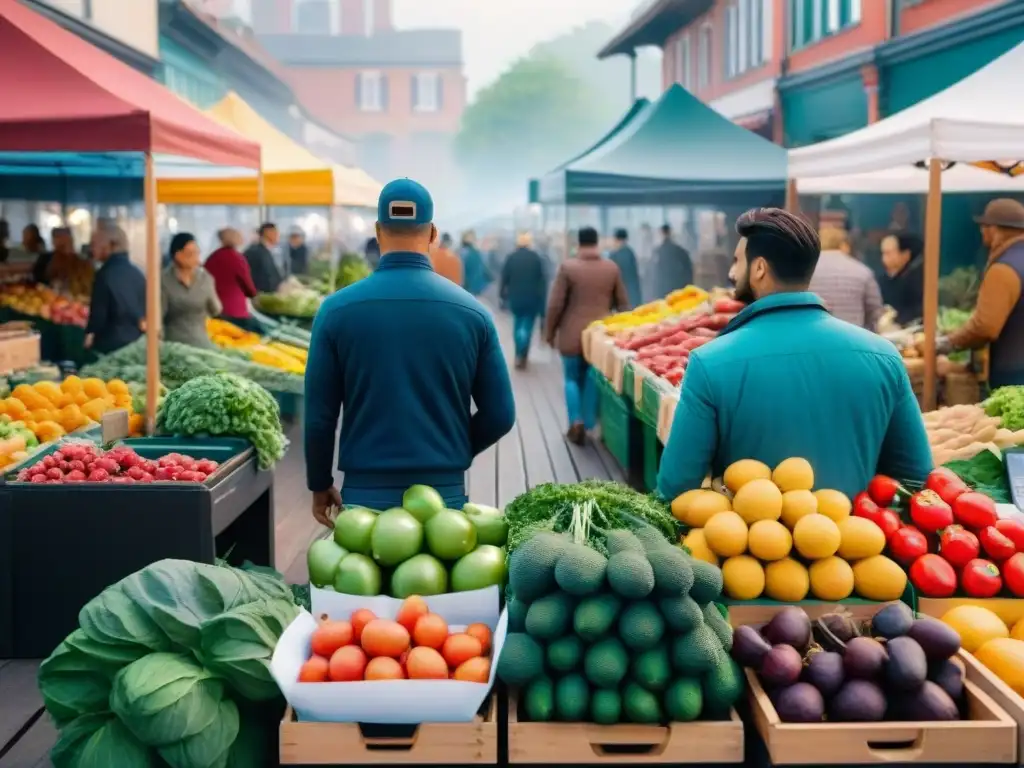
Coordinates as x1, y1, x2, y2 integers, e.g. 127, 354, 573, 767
939, 198, 1024, 387
304, 178, 516, 525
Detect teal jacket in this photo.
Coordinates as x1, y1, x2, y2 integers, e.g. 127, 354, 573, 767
656, 293, 933, 500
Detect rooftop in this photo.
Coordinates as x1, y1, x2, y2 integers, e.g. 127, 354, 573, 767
598, 0, 713, 58
259, 28, 462, 67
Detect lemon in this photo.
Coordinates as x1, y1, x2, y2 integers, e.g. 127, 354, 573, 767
682, 528, 719, 566
685, 490, 732, 527
732, 478, 783, 524
703, 511, 749, 557
793, 514, 841, 559
809, 557, 855, 601
814, 489, 852, 523
747, 520, 793, 561
765, 558, 810, 602
722, 555, 765, 600
772, 457, 814, 492
780, 489, 818, 529
723, 459, 772, 493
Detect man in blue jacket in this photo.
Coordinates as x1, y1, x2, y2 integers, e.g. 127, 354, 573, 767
305, 178, 516, 525
609, 228, 641, 307
657, 208, 932, 501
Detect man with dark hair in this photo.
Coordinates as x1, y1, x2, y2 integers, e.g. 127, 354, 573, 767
657, 208, 932, 500
501, 231, 546, 369
304, 178, 515, 526
879, 232, 924, 325
651, 223, 693, 298
609, 228, 641, 307
244, 222, 282, 294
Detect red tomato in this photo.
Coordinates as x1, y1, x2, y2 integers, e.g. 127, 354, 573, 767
909, 553, 957, 597
952, 492, 998, 530
961, 558, 1003, 598
853, 492, 881, 522
938, 525, 979, 568
909, 490, 954, 533
996, 519, 1024, 551
875, 509, 903, 540
867, 475, 904, 507
1002, 552, 1024, 597
889, 526, 930, 563
925, 467, 969, 506
979, 526, 1016, 561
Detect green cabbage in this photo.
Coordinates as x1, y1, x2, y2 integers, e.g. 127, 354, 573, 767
51, 715, 156, 768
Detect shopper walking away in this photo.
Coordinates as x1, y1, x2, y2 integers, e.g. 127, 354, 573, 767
609, 228, 642, 307
304, 178, 515, 526
429, 232, 464, 285
205, 228, 261, 333
500, 232, 546, 369
245, 222, 283, 294
288, 228, 310, 276
809, 227, 884, 330
879, 233, 924, 325
651, 224, 693, 297
545, 226, 630, 445
461, 230, 491, 296
162, 233, 221, 348
85, 222, 145, 354
938, 199, 1024, 387
657, 208, 932, 502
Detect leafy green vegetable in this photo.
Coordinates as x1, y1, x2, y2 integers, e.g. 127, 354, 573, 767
51, 715, 156, 768
985, 386, 1024, 431
939, 267, 980, 312
944, 448, 1012, 503
156, 373, 286, 469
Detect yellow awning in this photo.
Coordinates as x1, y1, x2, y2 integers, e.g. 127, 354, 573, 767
156, 92, 382, 207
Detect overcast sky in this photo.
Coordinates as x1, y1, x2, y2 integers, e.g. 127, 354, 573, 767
393, 0, 641, 96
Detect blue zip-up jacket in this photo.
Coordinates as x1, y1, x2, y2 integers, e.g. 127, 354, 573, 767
609, 245, 642, 307
304, 251, 515, 506
657, 293, 933, 500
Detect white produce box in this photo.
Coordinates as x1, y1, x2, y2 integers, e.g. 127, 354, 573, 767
271, 585, 506, 724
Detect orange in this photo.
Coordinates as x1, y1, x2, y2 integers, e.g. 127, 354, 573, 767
350, 608, 376, 642
395, 595, 429, 634
60, 375, 83, 394
405, 646, 448, 679
466, 623, 492, 654
73, 392, 90, 406
29, 408, 55, 424
82, 399, 109, 423
365, 656, 405, 680
32, 381, 62, 403
453, 657, 490, 683
106, 379, 129, 396
298, 655, 330, 683
81, 378, 107, 399
128, 413, 145, 436
35, 421, 65, 443
412, 613, 448, 650
310, 620, 353, 658
442, 633, 483, 669
328, 645, 367, 682
360, 619, 410, 659
3, 399, 25, 419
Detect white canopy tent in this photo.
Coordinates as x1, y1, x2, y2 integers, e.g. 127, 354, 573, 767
786, 42, 1024, 410
798, 163, 1024, 195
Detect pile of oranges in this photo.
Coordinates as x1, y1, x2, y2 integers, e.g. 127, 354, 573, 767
298, 595, 493, 683
0, 375, 142, 443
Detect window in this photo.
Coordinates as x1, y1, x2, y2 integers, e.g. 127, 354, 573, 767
675, 34, 692, 88
363, 0, 374, 35
698, 24, 713, 88
724, 0, 767, 79
82, 0, 91, 19
725, 5, 738, 78
790, 0, 860, 50
412, 72, 442, 112
356, 71, 387, 112
293, 0, 339, 34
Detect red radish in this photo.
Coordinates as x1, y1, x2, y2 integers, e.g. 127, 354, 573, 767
29, 474, 47, 483
87, 469, 110, 482
66, 470, 87, 482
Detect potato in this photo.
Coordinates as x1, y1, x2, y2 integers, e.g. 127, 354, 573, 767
928, 428, 960, 446
994, 429, 1019, 449
974, 423, 1000, 444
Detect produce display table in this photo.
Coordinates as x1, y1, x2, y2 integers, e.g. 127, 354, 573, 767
0, 436, 275, 658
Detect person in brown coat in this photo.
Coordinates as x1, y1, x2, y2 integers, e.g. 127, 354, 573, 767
545, 226, 630, 445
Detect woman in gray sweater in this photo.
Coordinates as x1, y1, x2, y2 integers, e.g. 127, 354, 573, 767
162, 232, 222, 348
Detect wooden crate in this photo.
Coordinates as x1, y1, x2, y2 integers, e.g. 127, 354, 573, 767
279, 694, 498, 765
960, 650, 1024, 764
656, 392, 678, 445
608, 348, 629, 395
746, 667, 1017, 765
632, 365, 651, 409
508, 690, 743, 764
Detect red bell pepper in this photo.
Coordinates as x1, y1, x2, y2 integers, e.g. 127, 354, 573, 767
909, 553, 958, 597
853, 492, 881, 523
875, 509, 903, 540
889, 525, 930, 564
1003, 552, 1024, 597
909, 490, 954, 533
996, 518, 1024, 551
961, 558, 1003, 598
925, 467, 969, 506
867, 475, 908, 508
979, 526, 1016, 561
938, 525, 980, 568
952, 492, 998, 530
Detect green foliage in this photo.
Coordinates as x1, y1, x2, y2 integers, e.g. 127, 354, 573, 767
985, 386, 1024, 431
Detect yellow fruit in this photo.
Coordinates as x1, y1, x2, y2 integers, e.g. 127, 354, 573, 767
809, 557, 855, 601
671, 489, 706, 523
732, 478, 783, 524
837, 517, 886, 560
765, 558, 810, 602
723, 459, 772, 493
793, 514, 841, 559
1011, 617, 1024, 642
106, 379, 130, 396
780, 490, 818, 529
703, 511, 749, 557
942, 605, 1009, 653
852, 555, 908, 602
975, 638, 1024, 696
61, 375, 83, 394
32, 380, 62, 403
685, 490, 732, 527
814, 490, 852, 523
3, 398, 26, 418
682, 529, 719, 566
747, 520, 792, 562
81, 378, 108, 398
722, 555, 765, 600
772, 457, 814, 492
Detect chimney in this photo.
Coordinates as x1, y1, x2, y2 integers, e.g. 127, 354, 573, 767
340, 0, 391, 35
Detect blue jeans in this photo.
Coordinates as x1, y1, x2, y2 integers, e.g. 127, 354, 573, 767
562, 356, 598, 430
512, 314, 536, 359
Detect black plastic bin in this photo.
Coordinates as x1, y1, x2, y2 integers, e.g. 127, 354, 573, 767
0, 436, 276, 658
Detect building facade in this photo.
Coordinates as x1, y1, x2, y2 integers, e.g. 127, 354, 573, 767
601, 0, 1024, 147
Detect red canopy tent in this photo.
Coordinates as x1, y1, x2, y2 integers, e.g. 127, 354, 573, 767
0, 0, 262, 428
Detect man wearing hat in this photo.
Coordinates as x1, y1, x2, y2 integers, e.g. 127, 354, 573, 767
940, 198, 1024, 387
303, 178, 516, 526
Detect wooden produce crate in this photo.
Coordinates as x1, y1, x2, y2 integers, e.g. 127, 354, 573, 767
507, 691, 743, 764
656, 391, 678, 445
746, 667, 1017, 765
959, 650, 1024, 764
632, 364, 650, 409
607, 347, 629, 395
0, 326, 40, 374
279, 694, 498, 765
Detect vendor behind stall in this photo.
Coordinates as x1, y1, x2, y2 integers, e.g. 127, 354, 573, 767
879, 232, 924, 325
657, 208, 932, 501
162, 233, 221, 348
84, 222, 145, 354
304, 178, 515, 526
938, 199, 1024, 388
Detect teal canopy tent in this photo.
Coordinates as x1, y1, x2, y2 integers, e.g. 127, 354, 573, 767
0, 152, 143, 203
527, 98, 651, 204
538, 84, 787, 207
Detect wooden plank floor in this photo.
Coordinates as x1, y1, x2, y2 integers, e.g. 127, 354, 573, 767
0, 306, 627, 767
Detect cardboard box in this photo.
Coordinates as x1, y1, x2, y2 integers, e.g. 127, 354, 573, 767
0, 328, 39, 374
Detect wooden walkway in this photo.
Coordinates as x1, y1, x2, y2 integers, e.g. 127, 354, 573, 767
0, 307, 625, 767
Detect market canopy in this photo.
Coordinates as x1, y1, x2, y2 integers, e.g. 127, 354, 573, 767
0, 0, 259, 168
789, 42, 1024, 178
538, 84, 787, 206
798, 163, 1024, 195
156, 92, 381, 207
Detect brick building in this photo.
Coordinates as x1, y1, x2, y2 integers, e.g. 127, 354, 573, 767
600, 0, 1024, 147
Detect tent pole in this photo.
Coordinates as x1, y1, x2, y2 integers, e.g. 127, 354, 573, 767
785, 179, 798, 213
143, 152, 161, 434
328, 206, 337, 294
257, 170, 266, 224
922, 158, 943, 411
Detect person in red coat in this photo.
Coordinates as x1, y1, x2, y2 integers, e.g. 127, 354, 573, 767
204, 228, 260, 332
